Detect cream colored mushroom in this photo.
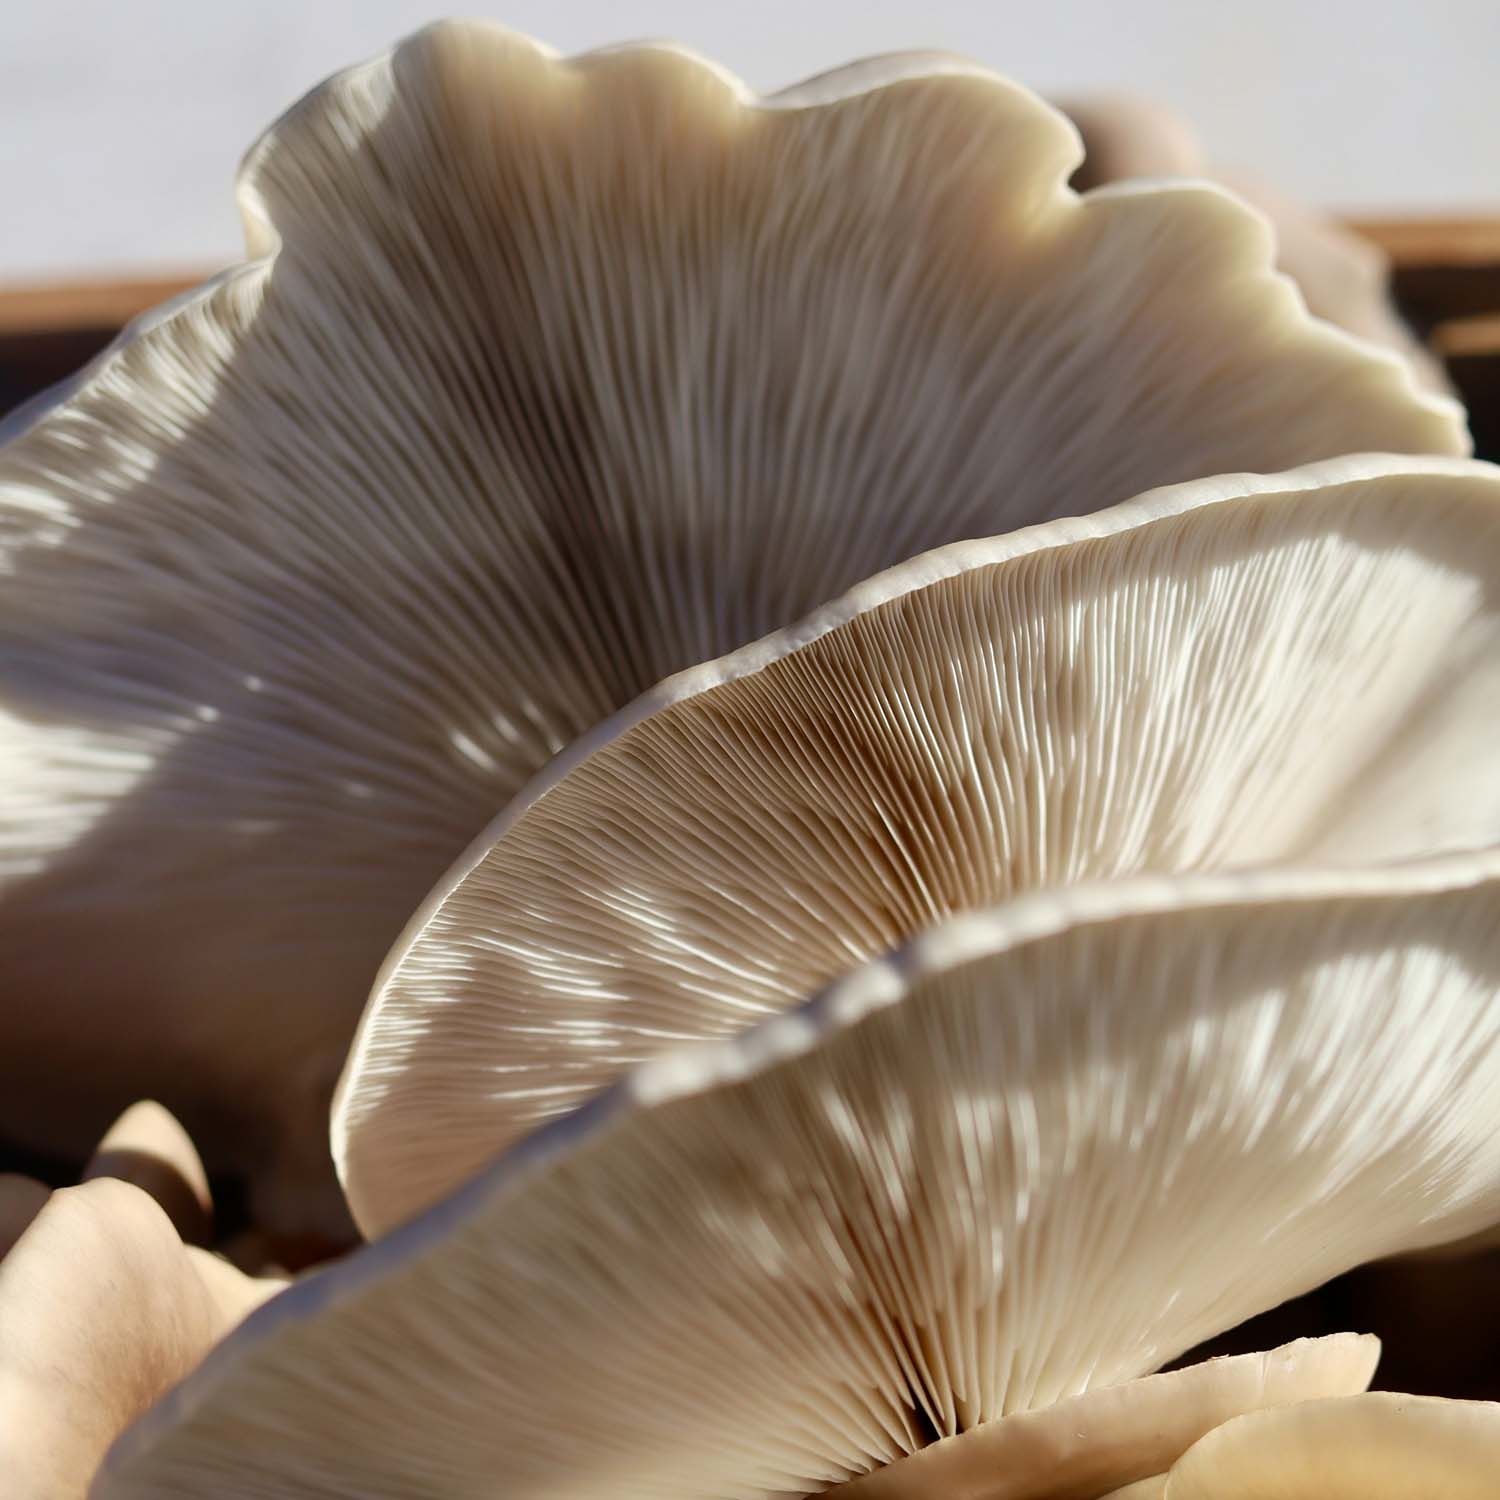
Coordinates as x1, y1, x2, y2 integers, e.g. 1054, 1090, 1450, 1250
82, 1099, 213, 1244
1058, 91, 1449, 392
96, 862, 1500, 1498
0, 22, 1466, 1230
0, 1106, 285, 1500
827, 1335, 1380, 1500
336, 454, 1500, 1232
1097, 1392, 1500, 1498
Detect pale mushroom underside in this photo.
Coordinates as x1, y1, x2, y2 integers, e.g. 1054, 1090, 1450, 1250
337, 455, 1500, 1231
100, 858, 1500, 1500
0, 20, 1467, 1218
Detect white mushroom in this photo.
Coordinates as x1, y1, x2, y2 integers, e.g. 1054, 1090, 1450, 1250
1097, 1392, 1500, 1498
96, 862, 1500, 1498
336, 455, 1500, 1232
0, 22, 1466, 1228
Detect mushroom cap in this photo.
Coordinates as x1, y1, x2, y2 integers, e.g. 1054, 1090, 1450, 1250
0, 1178, 282, 1500
82, 1099, 213, 1245
1058, 91, 1450, 393
827, 1334, 1379, 1500
0, 22, 1466, 1223
336, 455, 1500, 1232
1101, 1392, 1500, 1498
98, 859, 1500, 1499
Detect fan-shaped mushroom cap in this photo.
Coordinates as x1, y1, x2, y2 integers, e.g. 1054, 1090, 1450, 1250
1099, 1392, 1500, 1498
337, 455, 1500, 1231
1058, 91, 1449, 392
99, 862, 1500, 1499
0, 1178, 283, 1500
828, 1334, 1379, 1500
0, 22, 1466, 1225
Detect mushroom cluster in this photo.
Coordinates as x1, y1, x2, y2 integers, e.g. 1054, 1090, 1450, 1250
1, 18, 1497, 1500
0, 1103, 286, 1496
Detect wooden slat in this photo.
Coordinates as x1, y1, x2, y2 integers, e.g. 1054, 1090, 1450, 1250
0, 273, 207, 337
1348, 217, 1500, 268
1348, 218, 1500, 330
1431, 313, 1500, 359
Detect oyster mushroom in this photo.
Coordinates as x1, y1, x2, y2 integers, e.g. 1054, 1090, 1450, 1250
96, 861, 1500, 1498
1058, 91, 1449, 392
0, 1106, 285, 1500
336, 454, 1500, 1231
1099, 1392, 1500, 1498
828, 1336, 1380, 1500
0, 22, 1466, 1228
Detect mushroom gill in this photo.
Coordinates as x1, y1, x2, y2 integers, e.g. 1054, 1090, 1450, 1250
97, 863, 1500, 1498
0, 21, 1467, 1227
337, 455, 1500, 1231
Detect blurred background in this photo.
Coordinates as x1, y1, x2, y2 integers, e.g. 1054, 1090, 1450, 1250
3, 0, 1498, 279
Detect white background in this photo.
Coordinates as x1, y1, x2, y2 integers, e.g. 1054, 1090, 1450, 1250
2, 0, 1496, 279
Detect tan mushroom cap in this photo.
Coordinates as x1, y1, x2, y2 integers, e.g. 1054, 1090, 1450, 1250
1101, 1392, 1500, 1498
337, 455, 1500, 1232
0, 21, 1466, 1228
99, 862, 1500, 1499
0, 1178, 283, 1500
828, 1334, 1378, 1500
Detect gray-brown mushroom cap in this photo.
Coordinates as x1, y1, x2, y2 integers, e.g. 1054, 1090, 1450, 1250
0, 21, 1467, 1228
98, 859, 1500, 1498
337, 455, 1500, 1233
